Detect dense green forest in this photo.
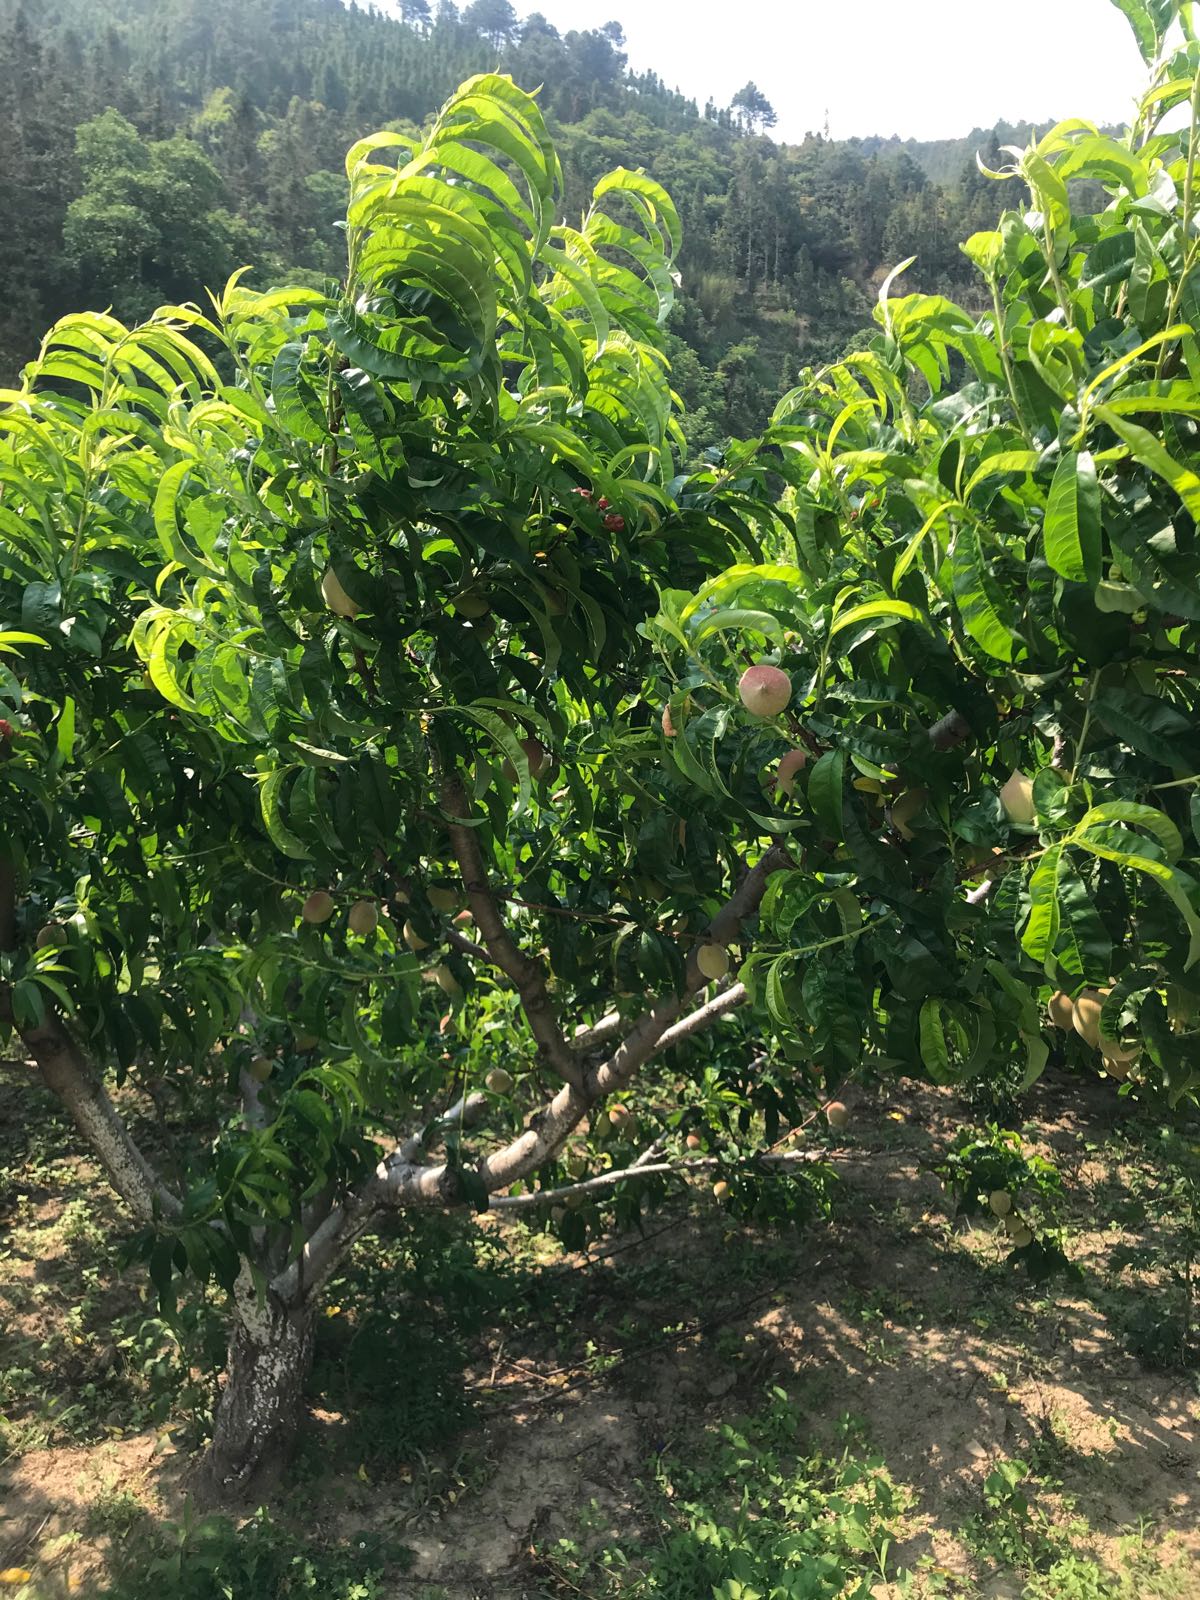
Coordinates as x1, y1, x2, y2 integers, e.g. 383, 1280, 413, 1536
2, 0, 1025, 443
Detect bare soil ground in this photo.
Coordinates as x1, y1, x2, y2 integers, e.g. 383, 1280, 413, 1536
2, 1063, 1199, 1598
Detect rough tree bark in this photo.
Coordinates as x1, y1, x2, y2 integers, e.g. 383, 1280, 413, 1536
201, 1269, 317, 1501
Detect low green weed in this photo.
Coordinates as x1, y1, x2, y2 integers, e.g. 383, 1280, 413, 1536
10, 1505, 413, 1600
536, 1388, 910, 1597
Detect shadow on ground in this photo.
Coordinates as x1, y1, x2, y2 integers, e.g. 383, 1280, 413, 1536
2, 1063, 1199, 1599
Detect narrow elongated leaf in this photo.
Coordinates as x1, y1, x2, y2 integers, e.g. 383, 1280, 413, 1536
807, 749, 845, 839
1092, 687, 1200, 768
1079, 800, 1184, 863
1074, 828, 1200, 967
1044, 450, 1101, 585
919, 998, 953, 1082
830, 599, 925, 638
258, 768, 312, 861
951, 524, 1021, 661
1053, 856, 1113, 984
1022, 843, 1065, 968
1109, 0, 1157, 61
1093, 406, 1200, 518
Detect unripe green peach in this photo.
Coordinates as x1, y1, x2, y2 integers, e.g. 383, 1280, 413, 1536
696, 942, 730, 982
348, 899, 378, 936
1047, 991, 1074, 1030
452, 588, 490, 619
999, 769, 1035, 825
302, 891, 336, 925
321, 568, 360, 619
486, 1067, 514, 1094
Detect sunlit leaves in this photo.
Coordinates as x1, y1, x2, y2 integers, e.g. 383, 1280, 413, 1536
650, 52, 1200, 1110
1044, 451, 1101, 586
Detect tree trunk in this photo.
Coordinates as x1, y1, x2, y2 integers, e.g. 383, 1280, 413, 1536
199, 1274, 316, 1502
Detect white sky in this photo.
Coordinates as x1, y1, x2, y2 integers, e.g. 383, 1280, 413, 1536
494, 0, 1150, 143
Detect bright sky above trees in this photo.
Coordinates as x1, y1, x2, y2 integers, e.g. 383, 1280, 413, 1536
425, 0, 1149, 142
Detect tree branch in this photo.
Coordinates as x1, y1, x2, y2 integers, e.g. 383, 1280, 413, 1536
446, 927, 491, 964
272, 1091, 490, 1300
239, 1068, 270, 1132
0, 854, 15, 955
13, 1009, 181, 1223
588, 844, 790, 1102
927, 709, 973, 751
0, 861, 180, 1225
571, 1009, 626, 1052
478, 844, 791, 1194
440, 773, 581, 1088
574, 980, 748, 1056
652, 982, 747, 1052
279, 844, 790, 1303
488, 1146, 831, 1210
397, 1089, 488, 1162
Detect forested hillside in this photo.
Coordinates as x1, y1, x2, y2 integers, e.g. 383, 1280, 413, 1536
2, 0, 1023, 442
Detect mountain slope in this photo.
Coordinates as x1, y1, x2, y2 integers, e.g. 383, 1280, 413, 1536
0, 0, 1018, 441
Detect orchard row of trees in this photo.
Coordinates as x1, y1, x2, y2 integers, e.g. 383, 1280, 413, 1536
1, 0, 1016, 446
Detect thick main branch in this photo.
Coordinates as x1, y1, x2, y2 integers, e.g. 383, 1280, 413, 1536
281, 841, 790, 1302
475, 843, 791, 1193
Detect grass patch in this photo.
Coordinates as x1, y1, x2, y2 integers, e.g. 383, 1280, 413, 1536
533, 1389, 910, 1597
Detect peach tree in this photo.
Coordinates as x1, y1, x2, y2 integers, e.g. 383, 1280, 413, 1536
647, 0, 1200, 1153
0, 74, 819, 1497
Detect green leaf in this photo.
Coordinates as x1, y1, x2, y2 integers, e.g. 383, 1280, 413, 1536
951, 524, 1021, 662
1053, 857, 1113, 985
1073, 828, 1200, 968
1081, 230, 1137, 291
0, 630, 49, 654
1093, 406, 1200, 519
1092, 687, 1200, 768
919, 999, 953, 1082
807, 749, 845, 839
1021, 843, 1065, 969
1078, 800, 1183, 863
258, 768, 312, 861
693, 608, 786, 646
830, 599, 925, 638
1109, 0, 1158, 61
1044, 450, 1101, 586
